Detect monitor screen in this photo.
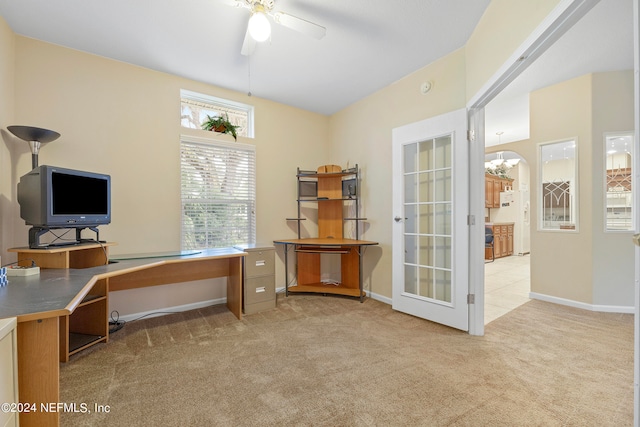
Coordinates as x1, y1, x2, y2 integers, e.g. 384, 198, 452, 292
52, 171, 109, 215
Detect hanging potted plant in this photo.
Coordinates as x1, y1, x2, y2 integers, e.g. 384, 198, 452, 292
201, 113, 238, 141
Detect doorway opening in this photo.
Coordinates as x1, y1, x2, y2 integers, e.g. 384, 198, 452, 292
483, 150, 530, 324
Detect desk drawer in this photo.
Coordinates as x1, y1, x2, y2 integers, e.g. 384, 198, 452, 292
245, 275, 275, 305
245, 249, 275, 277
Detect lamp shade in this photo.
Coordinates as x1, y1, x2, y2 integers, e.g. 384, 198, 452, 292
7, 125, 60, 169
7, 125, 60, 143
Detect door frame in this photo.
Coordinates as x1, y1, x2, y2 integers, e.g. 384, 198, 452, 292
465, 0, 638, 421
632, 0, 639, 424
465, 0, 601, 336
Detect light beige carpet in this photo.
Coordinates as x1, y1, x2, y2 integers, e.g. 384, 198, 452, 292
60, 294, 633, 426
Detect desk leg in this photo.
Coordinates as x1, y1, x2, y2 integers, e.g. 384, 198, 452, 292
17, 317, 60, 427
283, 244, 290, 297
226, 256, 243, 320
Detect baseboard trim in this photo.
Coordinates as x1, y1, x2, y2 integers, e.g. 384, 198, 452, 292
124, 291, 631, 321
117, 298, 227, 322
529, 292, 634, 314
365, 290, 392, 305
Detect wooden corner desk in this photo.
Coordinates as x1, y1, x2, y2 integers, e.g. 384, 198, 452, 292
1, 243, 245, 427
273, 238, 378, 301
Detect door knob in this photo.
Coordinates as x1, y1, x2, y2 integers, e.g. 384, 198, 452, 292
394, 216, 407, 223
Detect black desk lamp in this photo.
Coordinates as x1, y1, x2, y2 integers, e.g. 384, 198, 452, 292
7, 125, 60, 169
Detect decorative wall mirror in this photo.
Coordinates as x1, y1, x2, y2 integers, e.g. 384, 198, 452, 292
539, 139, 577, 231
604, 132, 634, 231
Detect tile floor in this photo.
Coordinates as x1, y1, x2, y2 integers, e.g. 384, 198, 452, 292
484, 254, 531, 324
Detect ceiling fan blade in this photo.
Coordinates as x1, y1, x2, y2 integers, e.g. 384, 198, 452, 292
241, 25, 256, 56
216, 0, 245, 7
272, 11, 326, 40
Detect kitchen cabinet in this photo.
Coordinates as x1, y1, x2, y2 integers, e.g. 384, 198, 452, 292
485, 174, 513, 208
485, 223, 514, 260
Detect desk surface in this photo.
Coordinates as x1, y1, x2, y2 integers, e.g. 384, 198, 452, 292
0, 247, 245, 322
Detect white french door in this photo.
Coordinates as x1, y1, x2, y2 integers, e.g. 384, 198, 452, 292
391, 108, 469, 331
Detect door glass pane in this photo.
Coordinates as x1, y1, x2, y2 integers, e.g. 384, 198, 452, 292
405, 204, 417, 233
419, 140, 433, 171
418, 267, 434, 298
434, 136, 451, 168
434, 203, 451, 235
605, 133, 634, 231
435, 269, 451, 303
405, 234, 417, 264
404, 143, 417, 174
404, 174, 417, 204
404, 264, 417, 294
419, 236, 433, 266
402, 135, 453, 304
434, 170, 451, 202
434, 236, 451, 269
418, 172, 433, 202
540, 139, 577, 231
419, 204, 433, 235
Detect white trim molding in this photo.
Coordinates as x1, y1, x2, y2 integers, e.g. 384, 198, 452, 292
117, 298, 228, 322
530, 292, 635, 314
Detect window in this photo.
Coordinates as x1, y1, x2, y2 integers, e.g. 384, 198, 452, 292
181, 136, 256, 249
180, 89, 254, 138
605, 132, 634, 231
539, 139, 577, 231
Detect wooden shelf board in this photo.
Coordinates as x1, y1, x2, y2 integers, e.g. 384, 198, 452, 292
68, 333, 106, 355
297, 172, 356, 178
8, 242, 116, 254
288, 283, 363, 297
298, 198, 357, 202
295, 248, 350, 254
78, 294, 106, 307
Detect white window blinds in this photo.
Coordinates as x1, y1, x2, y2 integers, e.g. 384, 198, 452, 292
181, 137, 256, 249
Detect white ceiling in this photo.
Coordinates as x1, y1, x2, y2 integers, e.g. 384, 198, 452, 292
0, 0, 491, 116
485, 0, 634, 147
0, 0, 633, 139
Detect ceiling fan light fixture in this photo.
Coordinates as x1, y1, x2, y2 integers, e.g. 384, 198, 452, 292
249, 9, 271, 42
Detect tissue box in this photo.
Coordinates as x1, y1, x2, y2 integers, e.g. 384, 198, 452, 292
6, 266, 40, 277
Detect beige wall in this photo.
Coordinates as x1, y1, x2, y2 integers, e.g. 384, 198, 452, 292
0, 16, 15, 264
4, 36, 330, 315
488, 71, 635, 307
329, 48, 467, 299
327, 0, 567, 301
591, 70, 635, 306
1, 1, 618, 314
465, 0, 560, 100
530, 74, 593, 303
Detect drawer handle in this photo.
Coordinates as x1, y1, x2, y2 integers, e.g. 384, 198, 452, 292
255, 260, 266, 267
256, 287, 266, 293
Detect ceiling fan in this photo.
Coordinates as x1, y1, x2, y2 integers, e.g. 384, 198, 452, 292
219, 0, 326, 55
